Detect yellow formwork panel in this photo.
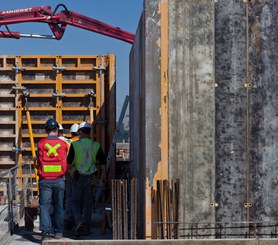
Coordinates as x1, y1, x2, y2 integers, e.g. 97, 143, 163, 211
0, 55, 116, 193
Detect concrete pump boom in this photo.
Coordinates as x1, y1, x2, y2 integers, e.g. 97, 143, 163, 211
0, 4, 135, 43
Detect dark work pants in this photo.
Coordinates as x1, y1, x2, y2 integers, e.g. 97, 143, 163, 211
71, 174, 93, 232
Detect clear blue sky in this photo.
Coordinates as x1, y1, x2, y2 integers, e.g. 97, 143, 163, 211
0, 1, 143, 118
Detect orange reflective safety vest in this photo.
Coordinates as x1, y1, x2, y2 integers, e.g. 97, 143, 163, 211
70, 136, 79, 142
67, 136, 79, 174
38, 137, 68, 180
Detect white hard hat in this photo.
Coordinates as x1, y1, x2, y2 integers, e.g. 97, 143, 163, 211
58, 124, 63, 130
78, 121, 91, 130
70, 123, 79, 133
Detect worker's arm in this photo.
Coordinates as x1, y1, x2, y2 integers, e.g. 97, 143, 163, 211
67, 144, 74, 165
66, 144, 75, 173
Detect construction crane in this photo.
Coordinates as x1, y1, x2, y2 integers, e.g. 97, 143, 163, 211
0, 4, 135, 43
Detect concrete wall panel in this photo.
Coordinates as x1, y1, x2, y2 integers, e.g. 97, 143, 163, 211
168, 0, 215, 224
214, 0, 247, 225
130, 14, 146, 238
130, 0, 278, 238
249, 0, 278, 224
130, 0, 161, 238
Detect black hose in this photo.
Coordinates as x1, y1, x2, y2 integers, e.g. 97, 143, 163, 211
53, 4, 69, 14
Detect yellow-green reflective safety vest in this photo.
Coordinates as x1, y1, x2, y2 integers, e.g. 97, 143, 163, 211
72, 138, 100, 175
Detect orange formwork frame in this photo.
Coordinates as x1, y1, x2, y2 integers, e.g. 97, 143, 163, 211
0, 54, 116, 194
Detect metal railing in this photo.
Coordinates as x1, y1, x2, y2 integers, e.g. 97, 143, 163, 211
0, 161, 34, 243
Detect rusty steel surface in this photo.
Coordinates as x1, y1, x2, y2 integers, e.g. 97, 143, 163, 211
111, 179, 135, 240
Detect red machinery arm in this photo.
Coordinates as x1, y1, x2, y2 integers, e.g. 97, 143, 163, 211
0, 4, 135, 44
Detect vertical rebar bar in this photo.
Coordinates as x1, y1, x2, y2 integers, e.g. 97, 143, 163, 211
130, 178, 135, 239
130, 178, 137, 239
112, 180, 117, 239
123, 180, 128, 239
253, 223, 256, 238
117, 180, 122, 239
196, 223, 198, 239
8, 172, 14, 234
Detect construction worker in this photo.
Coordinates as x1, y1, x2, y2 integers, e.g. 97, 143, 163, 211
37, 118, 68, 241
70, 123, 79, 141
58, 124, 71, 146
67, 121, 106, 237
64, 123, 79, 230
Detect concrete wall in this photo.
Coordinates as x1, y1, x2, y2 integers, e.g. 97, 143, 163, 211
248, 1, 278, 223
130, 0, 162, 238
168, 0, 215, 228
130, 0, 278, 239
214, 0, 247, 227
215, 0, 278, 235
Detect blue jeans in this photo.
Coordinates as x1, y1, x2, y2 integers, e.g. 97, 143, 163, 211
39, 179, 65, 234
71, 174, 93, 232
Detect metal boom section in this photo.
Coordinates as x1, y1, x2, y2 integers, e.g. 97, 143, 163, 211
0, 4, 134, 43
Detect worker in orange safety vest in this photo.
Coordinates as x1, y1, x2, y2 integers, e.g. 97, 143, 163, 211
37, 118, 68, 241
69, 123, 79, 142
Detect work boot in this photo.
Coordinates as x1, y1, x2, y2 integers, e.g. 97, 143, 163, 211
64, 217, 75, 230
41, 231, 50, 241
75, 223, 85, 237
54, 232, 63, 239
82, 223, 91, 236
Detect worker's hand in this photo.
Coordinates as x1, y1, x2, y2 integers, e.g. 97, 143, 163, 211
33, 158, 39, 170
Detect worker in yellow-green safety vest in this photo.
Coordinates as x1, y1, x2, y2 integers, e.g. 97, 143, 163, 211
67, 121, 106, 237
37, 118, 68, 241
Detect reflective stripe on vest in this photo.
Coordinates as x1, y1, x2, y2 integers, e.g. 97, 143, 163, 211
45, 143, 61, 156
43, 165, 62, 173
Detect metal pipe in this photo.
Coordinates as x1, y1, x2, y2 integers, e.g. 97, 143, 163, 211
23, 92, 39, 196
